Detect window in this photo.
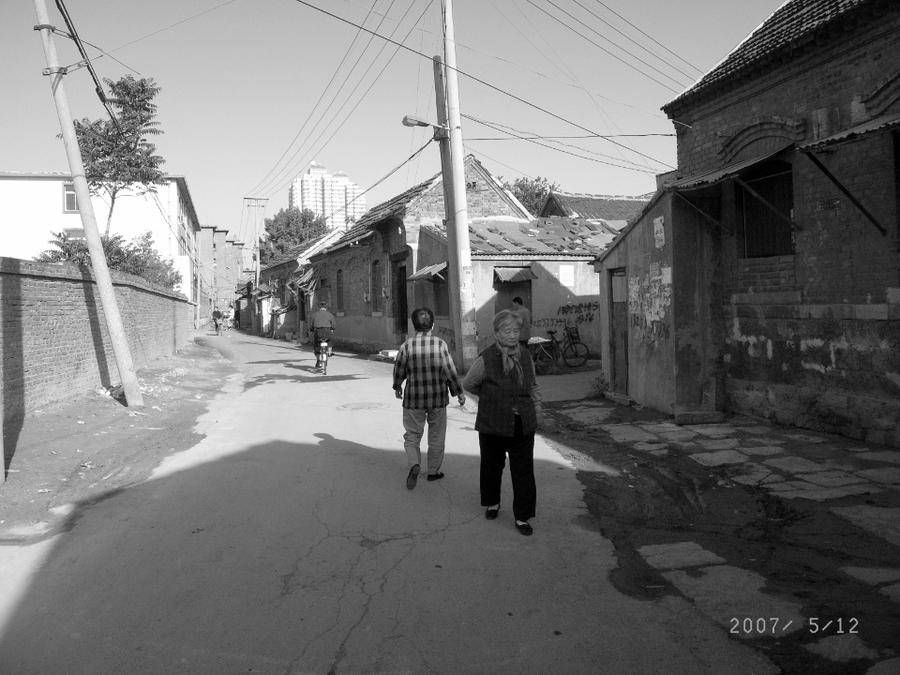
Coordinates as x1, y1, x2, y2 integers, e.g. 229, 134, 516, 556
371, 260, 383, 312
738, 160, 794, 258
336, 269, 344, 311
62, 182, 78, 213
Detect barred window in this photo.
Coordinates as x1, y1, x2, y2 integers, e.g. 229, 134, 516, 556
62, 183, 78, 213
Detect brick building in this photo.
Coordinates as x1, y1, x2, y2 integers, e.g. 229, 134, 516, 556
307, 155, 532, 352
592, 0, 900, 445
538, 191, 649, 231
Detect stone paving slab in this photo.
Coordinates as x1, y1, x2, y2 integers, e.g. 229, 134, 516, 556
661, 565, 805, 638
697, 438, 740, 451
785, 433, 827, 443
633, 441, 669, 456
831, 506, 900, 548
880, 583, 900, 603
687, 425, 738, 438
775, 484, 881, 501
636, 422, 683, 434
855, 468, 900, 485
638, 541, 725, 569
599, 424, 659, 443
764, 456, 829, 474
794, 470, 870, 488
841, 567, 900, 585
803, 635, 880, 663
856, 450, 900, 464
731, 466, 783, 486
690, 450, 748, 467
739, 445, 784, 456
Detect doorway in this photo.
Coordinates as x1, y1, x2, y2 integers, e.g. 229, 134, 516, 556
494, 280, 532, 314
609, 268, 628, 394
392, 261, 408, 335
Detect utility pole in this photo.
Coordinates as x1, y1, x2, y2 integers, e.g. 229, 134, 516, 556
244, 197, 268, 287
440, 0, 477, 368
33, 0, 143, 408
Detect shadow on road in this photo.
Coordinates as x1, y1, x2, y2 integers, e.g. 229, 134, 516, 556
0, 437, 592, 673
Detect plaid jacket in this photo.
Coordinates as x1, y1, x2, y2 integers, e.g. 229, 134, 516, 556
392, 332, 463, 409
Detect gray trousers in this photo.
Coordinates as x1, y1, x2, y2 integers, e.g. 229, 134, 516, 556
402, 407, 447, 472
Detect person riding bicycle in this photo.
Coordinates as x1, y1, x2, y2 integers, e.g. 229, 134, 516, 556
310, 300, 336, 366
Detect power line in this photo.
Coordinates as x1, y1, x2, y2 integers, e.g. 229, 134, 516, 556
525, 0, 685, 93
260, 0, 435, 200
245, 0, 385, 197
463, 114, 656, 174
567, 0, 699, 83
589, 0, 704, 75
468, 133, 674, 140
53, 0, 121, 132
290, 0, 674, 170
251, 0, 414, 198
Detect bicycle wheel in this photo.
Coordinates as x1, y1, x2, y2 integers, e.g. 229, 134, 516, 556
321, 352, 328, 375
532, 344, 556, 375
562, 341, 589, 367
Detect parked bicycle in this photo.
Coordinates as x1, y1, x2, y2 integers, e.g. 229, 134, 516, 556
528, 325, 589, 374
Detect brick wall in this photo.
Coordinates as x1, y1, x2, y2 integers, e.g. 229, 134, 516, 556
668, 11, 900, 445
1, 257, 194, 418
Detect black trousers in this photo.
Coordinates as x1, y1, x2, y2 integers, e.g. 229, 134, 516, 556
479, 416, 536, 522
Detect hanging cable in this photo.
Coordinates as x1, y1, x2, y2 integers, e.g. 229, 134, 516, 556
290, 0, 674, 169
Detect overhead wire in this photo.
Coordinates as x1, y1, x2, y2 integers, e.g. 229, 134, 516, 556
259, 0, 436, 200
589, 0, 704, 75
568, 0, 699, 83
245, 0, 385, 197
524, 0, 686, 93
53, 0, 121, 132
463, 114, 656, 174
290, 0, 674, 170
251, 0, 412, 198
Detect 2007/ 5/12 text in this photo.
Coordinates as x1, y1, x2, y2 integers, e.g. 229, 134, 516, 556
729, 617, 859, 635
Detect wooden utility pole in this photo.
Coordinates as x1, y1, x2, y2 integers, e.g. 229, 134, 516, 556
244, 197, 269, 287
33, 0, 143, 407
440, 0, 477, 368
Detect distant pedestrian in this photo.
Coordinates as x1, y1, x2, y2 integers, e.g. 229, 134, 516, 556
212, 308, 222, 335
463, 309, 544, 536
510, 296, 531, 347
392, 307, 465, 490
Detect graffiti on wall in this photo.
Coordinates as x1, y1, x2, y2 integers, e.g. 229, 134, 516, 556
628, 263, 672, 344
533, 301, 602, 328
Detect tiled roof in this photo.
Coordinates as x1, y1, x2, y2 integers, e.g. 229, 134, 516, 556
540, 191, 649, 224
665, 0, 881, 112
328, 173, 441, 249
260, 229, 345, 272
425, 217, 616, 257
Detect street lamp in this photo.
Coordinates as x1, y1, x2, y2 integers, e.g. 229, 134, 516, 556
401, 114, 448, 140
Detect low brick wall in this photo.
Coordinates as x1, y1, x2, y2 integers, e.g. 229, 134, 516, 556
1, 257, 195, 418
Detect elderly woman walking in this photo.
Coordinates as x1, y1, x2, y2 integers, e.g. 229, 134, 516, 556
463, 309, 544, 536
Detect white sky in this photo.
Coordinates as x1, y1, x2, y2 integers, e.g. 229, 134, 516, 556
1, 0, 784, 246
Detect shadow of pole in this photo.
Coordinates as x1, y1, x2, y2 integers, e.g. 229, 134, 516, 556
81, 268, 112, 388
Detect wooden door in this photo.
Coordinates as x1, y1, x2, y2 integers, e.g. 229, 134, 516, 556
610, 269, 628, 394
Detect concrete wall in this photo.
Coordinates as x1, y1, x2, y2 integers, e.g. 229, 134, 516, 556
0, 257, 194, 420
594, 196, 676, 413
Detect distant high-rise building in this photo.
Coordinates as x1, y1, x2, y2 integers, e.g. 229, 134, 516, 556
288, 162, 366, 229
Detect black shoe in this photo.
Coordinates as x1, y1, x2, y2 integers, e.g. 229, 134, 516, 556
406, 464, 420, 490
426, 472, 445, 482
515, 520, 533, 536
485, 506, 500, 520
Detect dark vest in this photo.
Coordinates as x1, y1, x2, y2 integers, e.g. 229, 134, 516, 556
475, 344, 537, 437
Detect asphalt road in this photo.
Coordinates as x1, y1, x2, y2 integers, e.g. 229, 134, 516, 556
0, 332, 776, 673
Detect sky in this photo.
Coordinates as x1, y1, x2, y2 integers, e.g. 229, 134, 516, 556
1, 0, 785, 247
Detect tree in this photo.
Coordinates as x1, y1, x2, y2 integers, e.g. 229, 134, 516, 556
501, 176, 560, 216
36, 231, 182, 291
259, 208, 328, 265
74, 76, 165, 235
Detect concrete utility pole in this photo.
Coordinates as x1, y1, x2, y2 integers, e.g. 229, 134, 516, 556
244, 197, 269, 287
33, 0, 143, 408
440, 0, 477, 368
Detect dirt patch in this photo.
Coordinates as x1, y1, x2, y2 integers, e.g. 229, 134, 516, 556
0, 338, 235, 542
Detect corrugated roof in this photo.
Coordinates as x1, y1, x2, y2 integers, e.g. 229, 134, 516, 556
665, 0, 882, 112
667, 144, 793, 190
426, 217, 615, 257
800, 112, 900, 149
539, 191, 650, 223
